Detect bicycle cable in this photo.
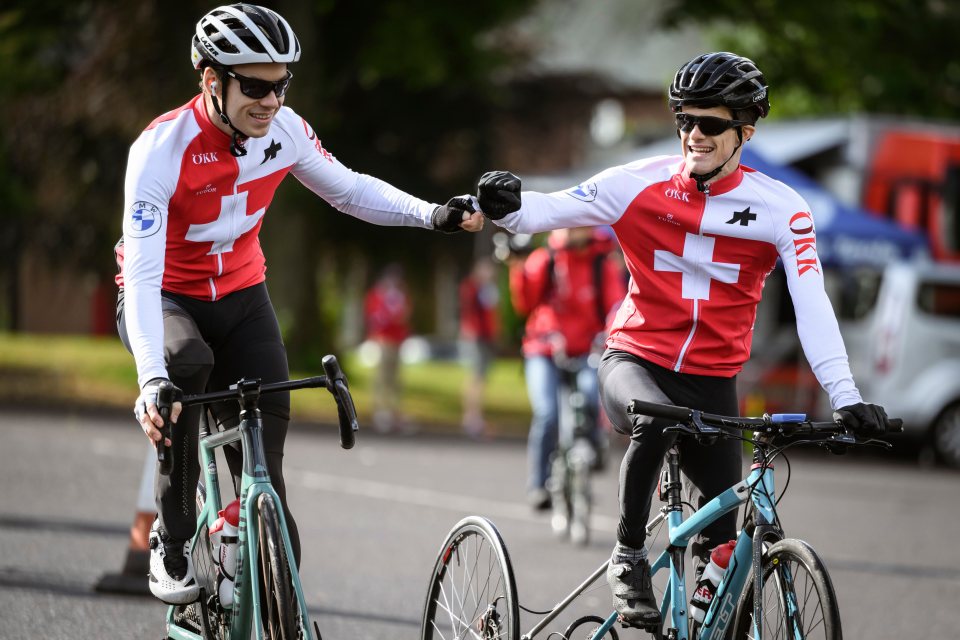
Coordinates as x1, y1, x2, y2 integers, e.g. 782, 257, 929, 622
519, 603, 561, 616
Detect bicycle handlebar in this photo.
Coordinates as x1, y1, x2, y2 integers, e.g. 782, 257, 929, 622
627, 399, 901, 449
322, 354, 358, 450
154, 355, 361, 469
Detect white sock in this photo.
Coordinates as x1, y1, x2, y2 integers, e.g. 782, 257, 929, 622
613, 542, 648, 564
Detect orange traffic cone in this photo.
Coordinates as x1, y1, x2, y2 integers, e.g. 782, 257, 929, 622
95, 444, 156, 595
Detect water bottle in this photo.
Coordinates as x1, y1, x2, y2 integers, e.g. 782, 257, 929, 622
209, 498, 241, 608
689, 540, 736, 624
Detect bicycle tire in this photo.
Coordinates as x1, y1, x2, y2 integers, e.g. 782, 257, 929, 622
730, 538, 841, 640
421, 516, 520, 640
257, 493, 300, 640
568, 444, 593, 547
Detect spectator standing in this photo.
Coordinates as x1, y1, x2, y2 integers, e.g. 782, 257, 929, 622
459, 256, 500, 439
364, 263, 412, 432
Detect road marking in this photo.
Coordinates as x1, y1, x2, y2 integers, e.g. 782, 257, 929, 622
289, 469, 620, 533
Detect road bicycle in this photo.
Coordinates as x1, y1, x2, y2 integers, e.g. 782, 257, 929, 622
420, 399, 898, 640
156, 355, 359, 640
546, 349, 600, 546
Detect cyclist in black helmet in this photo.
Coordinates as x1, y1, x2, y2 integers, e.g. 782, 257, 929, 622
118, 3, 482, 605
472, 51, 897, 628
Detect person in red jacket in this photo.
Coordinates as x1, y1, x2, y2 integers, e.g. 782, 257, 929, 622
509, 227, 627, 509
459, 257, 500, 439
364, 263, 412, 432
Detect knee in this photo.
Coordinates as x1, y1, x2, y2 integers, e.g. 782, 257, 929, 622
166, 336, 214, 382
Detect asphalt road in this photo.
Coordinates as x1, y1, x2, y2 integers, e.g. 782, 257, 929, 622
1, 409, 958, 639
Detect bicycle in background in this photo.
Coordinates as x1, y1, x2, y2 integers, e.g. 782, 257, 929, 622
420, 400, 899, 640
547, 342, 602, 546
157, 355, 359, 640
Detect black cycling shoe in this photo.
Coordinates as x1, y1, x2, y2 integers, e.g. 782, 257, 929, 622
606, 557, 661, 628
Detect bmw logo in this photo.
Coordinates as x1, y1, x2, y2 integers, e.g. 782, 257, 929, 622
127, 201, 162, 238
566, 182, 598, 202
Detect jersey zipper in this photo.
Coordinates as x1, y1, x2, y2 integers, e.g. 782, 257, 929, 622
673, 184, 710, 372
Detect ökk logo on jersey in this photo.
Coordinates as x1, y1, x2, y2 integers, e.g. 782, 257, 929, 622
665, 188, 690, 203
192, 152, 218, 165
789, 211, 820, 276
566, 182, 598, 202
127, 201, 162, 238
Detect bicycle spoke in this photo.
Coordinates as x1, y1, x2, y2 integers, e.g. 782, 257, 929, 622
431, 592, 474, 636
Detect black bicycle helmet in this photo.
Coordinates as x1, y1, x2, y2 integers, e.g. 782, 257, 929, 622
190, 3, 300, 70
668, 52, 769, 121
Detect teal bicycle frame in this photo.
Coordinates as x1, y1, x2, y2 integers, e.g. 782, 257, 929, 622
165, 403, 313, 640
519, 438, 783, 640
158, 359, 358, 640
508, 400, 894, 640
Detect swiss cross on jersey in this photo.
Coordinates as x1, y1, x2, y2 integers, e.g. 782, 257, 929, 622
185, 192, 266, 255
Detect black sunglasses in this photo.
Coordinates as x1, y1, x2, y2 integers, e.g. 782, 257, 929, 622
675, 113, 750, 136
226, 69, 293, 99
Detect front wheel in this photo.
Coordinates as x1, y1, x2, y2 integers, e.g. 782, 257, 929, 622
257, 494, 300, 640
731, 538, 841, 640
421, 516, 520, 640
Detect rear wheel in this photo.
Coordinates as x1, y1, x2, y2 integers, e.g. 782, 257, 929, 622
421, 516, 520, 640
257, 493, 300, 640
731, 538, 841, 640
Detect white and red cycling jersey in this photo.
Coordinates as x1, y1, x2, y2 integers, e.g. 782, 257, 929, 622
117, 94, 437, 387
492, 156, 862, 410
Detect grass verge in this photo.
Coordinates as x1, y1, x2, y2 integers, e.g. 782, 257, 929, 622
0, 333, 532, 436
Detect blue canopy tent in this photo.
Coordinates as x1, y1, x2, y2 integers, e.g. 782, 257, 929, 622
740, 148, 929, 268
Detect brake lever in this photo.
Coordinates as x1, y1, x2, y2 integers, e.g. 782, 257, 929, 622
662, 423, 698, 436
859, 437, 895, 450
823, 432, 856, 455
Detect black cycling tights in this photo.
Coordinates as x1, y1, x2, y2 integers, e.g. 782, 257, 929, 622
118, 283, 300, 566
598, 349, 742, 561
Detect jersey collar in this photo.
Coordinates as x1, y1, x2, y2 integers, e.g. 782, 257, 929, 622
678, 162, 744, 196
192, 94, 233, 150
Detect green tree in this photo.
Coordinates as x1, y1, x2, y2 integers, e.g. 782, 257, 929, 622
661, 0, 960, 118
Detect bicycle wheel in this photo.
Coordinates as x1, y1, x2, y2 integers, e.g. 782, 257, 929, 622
568, 440, 594, 546
257, 493, 300, 640
730, 538, 841, 640
421, 516, 520, 640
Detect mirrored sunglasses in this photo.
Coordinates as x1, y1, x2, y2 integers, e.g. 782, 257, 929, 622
226, 69, 293, 99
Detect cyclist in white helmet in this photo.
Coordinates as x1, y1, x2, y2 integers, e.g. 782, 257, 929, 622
116, 3, 482, 604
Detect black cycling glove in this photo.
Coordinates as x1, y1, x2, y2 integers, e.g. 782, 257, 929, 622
477, 170, 522, 220
833, 402, 891, 436
431, 195, 476, 233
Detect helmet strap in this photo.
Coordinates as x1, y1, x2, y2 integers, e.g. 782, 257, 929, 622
690, 127, 743, 194
209, 69, 249, 157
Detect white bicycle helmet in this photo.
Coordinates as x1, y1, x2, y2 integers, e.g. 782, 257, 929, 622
190, 3, 301, 69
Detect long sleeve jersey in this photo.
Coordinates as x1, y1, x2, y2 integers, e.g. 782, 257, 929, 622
116, 95, 437, 387
491, 156, 862, 410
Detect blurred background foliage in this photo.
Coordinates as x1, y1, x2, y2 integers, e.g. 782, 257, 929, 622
662, 0, 960, 119
1, 0, 957, 370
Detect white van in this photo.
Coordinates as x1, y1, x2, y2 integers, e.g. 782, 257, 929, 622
846, 262, 960, 467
